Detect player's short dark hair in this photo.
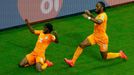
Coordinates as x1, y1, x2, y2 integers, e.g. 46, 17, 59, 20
44, 23, 53, 32
98, 1, 106, 11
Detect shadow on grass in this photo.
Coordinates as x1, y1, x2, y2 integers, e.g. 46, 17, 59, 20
90, 59, 127, 70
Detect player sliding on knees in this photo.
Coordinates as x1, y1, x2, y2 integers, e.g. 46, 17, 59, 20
19, 19, 59, 71
64, 1, 127, 67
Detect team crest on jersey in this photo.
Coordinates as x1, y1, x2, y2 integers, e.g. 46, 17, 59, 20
39, 38, 43, 43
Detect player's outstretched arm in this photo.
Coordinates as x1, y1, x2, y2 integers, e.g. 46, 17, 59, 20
85, 10, 95, 18
82, 14, 103, 25
25, 19, 35, 34
83, 13, 89, 19
52, 31, 59, 43
90, 18, 103, 24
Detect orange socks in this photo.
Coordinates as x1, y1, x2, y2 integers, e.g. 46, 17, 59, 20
41, 63, 48, 70
72, 46, 83, 64
106, 52, 121, 59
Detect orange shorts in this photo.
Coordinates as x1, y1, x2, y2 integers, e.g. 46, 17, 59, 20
87, 34, 108, 52
26, 52, 45, 65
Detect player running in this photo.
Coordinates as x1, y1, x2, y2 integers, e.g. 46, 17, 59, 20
64, 1, 127, 67
19, 19, 58, 71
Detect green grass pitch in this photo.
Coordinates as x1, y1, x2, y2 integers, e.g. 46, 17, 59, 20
0, 3, 134, 75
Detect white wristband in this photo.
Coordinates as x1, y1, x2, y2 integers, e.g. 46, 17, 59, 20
88, 17, 91, 20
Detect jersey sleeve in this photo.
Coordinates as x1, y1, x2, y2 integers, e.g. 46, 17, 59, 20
98, 14, 105, 22
34, 30, 42, 35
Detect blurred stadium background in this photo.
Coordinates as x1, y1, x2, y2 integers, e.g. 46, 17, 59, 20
0, 0, 133, 30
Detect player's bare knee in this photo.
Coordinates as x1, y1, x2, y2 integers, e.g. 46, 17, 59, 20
19, 58, 28, 67
19, 63, 23, 67
19, 60, 24, 65
36, 63, 43, 72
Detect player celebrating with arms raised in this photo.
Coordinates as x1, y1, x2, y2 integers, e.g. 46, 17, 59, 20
19, 19, 58, 71
64, 1, 127, 67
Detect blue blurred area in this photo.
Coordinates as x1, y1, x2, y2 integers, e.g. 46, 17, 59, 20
58, 0, 105, 16
0, 0, 132, 29
0, 0, 23, 29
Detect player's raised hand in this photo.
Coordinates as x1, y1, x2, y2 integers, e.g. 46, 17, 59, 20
25, 19, 29, 24
25, 19, 32, 27
25, 19, 28, 22
85, 10, 92, 16
52, 31, 57, 35
82, 14, 89, 19
85, 10, 90, 14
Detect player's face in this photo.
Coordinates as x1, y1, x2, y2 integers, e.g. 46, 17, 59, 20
43, 26, 50, 34
95, 3, 102, 14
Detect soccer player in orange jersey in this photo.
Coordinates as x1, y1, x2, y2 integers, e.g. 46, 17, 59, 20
64, 1, 127, 67
19, 19, 58, 71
